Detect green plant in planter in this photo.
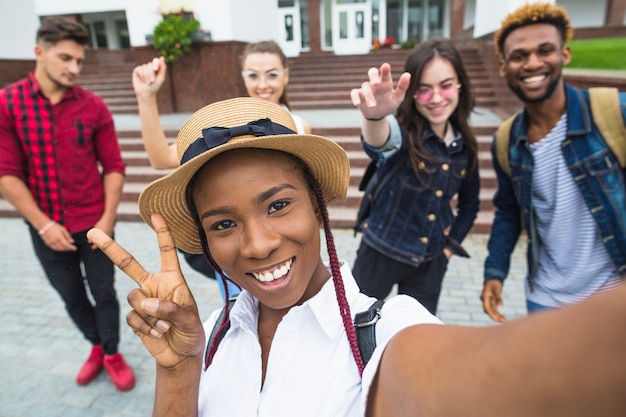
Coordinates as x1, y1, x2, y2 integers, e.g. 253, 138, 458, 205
152, 11, 201, 63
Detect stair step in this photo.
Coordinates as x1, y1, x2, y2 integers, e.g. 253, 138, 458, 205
0, 44, 504, 233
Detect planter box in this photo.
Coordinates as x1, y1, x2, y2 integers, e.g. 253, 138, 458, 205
133, 40, 248, 113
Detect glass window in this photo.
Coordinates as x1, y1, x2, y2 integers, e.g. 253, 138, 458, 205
339, 11, 348, 39
323, 0, 332, 47
116, 20, 130, 49
355, 11, 365, 38
407, 0, 423, 42
300, 0, 309, 48
93, 21, 108, 48
371, 0, 380, 41
278, 0, 295, 7
386, 0, 403, 43
428, 0, 444, 38
284, 14, 294, 41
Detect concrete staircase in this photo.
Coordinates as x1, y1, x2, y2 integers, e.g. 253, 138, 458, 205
0, 123, 498, 232
75, 47, 499, 114
0, 46, 501, 234
288, 47, 498, 110
79, 61, 139, 114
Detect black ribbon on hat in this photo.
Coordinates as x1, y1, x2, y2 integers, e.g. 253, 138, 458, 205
180, 118, 296, 164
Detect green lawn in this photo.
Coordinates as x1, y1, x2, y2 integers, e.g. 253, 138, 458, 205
567, 37, 626, 70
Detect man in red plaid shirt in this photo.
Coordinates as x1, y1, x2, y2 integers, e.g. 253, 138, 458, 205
0, 16, 134, 391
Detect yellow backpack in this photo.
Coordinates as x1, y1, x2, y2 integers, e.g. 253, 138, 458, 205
495, 87, 626, 176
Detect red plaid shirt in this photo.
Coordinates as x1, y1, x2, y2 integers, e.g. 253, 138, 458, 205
0, 73, 125, 232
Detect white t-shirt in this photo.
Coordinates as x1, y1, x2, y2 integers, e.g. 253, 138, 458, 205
281, 104, 306, 134
198, 261, 441, 417
291, 113, 306, 134
529, 113, 618, 307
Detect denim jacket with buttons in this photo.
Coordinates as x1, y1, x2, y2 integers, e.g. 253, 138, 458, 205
360, 115, 480, 268
484, 84, 626, 285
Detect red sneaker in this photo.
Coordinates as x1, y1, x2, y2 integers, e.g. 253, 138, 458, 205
103, 353, 136, 392
76, 345, 104, 385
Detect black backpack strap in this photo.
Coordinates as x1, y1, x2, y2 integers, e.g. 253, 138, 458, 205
354, 299, 385, 366
204, 296, 238, 367
206, 296, 385, 368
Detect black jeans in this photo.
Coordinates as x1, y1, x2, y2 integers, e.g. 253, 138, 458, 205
352, 241, 448, 315
30, 227, 120, 354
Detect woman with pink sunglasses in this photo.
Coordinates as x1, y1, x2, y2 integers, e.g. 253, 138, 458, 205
349, 38, 480, 314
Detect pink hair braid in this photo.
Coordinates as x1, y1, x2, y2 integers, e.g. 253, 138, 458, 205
314, 184, 366, 375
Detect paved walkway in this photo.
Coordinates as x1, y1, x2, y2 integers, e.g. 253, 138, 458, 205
1, 107, 516, 415
0, 216, 527, 417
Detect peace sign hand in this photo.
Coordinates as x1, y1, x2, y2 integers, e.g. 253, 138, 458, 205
87, 213, 206, 370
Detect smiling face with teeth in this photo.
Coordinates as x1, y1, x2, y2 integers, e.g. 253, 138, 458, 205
191, 148, 331, 312
500, 23, 571, 104
412, 56, 461, 138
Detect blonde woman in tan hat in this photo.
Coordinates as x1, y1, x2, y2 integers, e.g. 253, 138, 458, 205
88, 97, 626, 416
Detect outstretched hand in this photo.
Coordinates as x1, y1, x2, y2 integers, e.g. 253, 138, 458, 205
132, 56, 168, 98
87, 213, 205, 369
349, 63, 411, 120
480, 279, 507, 323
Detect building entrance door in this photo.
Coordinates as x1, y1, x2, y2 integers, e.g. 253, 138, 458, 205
278, 3, 301, 57
332, 1, 371, 55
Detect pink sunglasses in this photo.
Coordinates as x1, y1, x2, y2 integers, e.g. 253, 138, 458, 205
414, 82, 461, 104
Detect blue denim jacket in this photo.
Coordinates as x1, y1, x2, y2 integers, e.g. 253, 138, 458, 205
360, 115, 480, 267
484, 85, 626, 284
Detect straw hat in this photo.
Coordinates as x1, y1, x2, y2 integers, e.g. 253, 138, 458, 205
138, 97, 350, 254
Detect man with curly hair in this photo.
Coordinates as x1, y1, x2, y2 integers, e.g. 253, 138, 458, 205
481, 2, 626, 322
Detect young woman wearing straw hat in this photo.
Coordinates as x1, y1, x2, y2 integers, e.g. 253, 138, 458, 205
88, 97, 626, 417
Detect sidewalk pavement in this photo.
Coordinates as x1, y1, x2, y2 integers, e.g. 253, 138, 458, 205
0, 216, 528, 417
1, 106, 511, 416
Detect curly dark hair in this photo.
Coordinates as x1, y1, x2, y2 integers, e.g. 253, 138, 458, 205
494, 2, 574, 59
36, 16, 90, 47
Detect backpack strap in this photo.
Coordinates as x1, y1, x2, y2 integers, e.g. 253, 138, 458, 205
204, 296, 238, 367
354, 299, 385, 366
205, 296, 386, 369
589, 87, 626, 168
495, 111, 520, 177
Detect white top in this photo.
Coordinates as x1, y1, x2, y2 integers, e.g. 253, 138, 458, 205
529, 113, 618, 307
281, 104, 306, 134
198, 261, 441, 417
291, 113, 306, 134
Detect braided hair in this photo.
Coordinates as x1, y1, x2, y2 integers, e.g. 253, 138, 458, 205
186, 151, 366, 375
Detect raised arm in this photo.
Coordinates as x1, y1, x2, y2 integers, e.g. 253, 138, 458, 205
87, 213, 204, 417
349, 63, 411, 148
368, 282, 626, 417
132, 57, 178, 169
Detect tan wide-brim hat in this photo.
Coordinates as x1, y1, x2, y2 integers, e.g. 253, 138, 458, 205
138, 97, 350, 254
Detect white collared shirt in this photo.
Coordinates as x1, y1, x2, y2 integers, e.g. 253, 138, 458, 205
198, 261, 441, 417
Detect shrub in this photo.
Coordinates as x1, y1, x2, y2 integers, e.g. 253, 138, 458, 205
152, 10, 201, 63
